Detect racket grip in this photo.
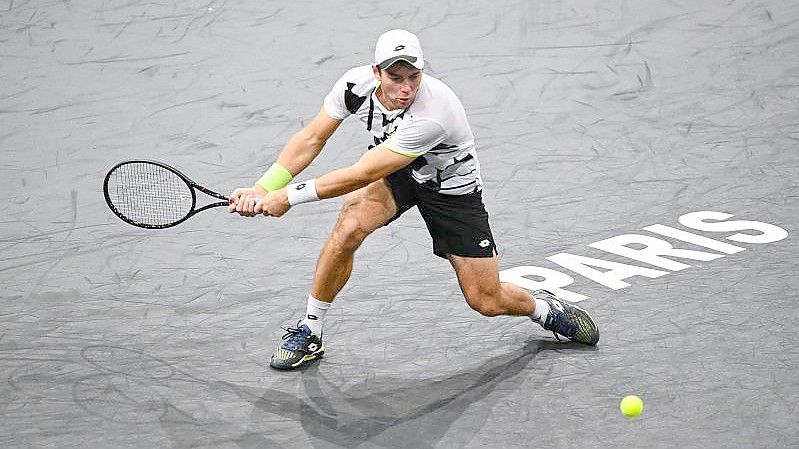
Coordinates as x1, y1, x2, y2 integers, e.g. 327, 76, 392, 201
227, 197, 261, 205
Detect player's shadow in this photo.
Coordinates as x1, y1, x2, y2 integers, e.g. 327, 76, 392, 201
249, 339, 593, 449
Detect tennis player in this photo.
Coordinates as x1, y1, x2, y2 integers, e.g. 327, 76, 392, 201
229, 29, 599, 370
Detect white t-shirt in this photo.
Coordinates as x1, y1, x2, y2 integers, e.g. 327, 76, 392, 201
323, 65, 482, 195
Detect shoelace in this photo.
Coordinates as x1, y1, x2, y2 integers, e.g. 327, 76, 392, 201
544, 311, 576, 341
281, 325, 312, 351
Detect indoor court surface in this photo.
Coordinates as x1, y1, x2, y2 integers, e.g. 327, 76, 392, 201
2, 1, 798, 448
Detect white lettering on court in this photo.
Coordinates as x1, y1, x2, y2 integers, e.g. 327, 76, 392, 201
499, 211, 788, 302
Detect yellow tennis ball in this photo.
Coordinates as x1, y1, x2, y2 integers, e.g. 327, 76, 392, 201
620, 395, 644, 417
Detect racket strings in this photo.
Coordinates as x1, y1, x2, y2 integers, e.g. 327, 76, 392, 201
106, 162, 194, 226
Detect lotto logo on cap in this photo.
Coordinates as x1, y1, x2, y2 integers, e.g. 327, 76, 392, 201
375, 29, 424, 70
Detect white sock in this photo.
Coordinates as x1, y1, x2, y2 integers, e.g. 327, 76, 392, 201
301, 295, 331, 336
530, 297, 550, 324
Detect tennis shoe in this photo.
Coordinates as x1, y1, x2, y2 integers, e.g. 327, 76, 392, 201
533, 289, 599, 345
269, 322, 324, 370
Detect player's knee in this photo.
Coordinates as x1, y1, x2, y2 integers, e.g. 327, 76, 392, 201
332, 216, 373, 251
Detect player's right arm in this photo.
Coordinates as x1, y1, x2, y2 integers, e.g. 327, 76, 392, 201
229, 107, 342, 215
230, 67, 359, 216
274, 107, 342, 177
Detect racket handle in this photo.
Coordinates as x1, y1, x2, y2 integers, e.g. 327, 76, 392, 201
227, 197, 260, 205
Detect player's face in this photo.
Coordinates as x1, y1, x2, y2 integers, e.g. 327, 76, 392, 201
375, 63, 422, 110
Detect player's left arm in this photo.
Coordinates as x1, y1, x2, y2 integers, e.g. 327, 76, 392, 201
316, 144, 414, 199
257, 143, 414, 216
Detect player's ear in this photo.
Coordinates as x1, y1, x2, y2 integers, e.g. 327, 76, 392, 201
372, 65, 381, 79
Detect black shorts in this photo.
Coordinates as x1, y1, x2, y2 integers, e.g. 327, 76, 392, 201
384, 167, 497, 259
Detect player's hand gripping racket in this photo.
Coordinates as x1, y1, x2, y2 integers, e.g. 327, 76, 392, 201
104, 160, 238, 229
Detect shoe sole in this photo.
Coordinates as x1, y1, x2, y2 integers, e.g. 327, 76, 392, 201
269, 348, 325, 371
568, 303, 600, 346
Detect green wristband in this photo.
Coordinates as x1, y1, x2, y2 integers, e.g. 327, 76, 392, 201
256, 163, 293, 192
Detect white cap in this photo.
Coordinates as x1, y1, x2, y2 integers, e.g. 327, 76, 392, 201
374, 29, 424, 70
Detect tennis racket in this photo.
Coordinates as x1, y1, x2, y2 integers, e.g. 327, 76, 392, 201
103, 160, 235, 229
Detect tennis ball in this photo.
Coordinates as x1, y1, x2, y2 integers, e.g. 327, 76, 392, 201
620, 395, 644, 417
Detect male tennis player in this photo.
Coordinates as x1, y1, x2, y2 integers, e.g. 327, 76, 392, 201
229, 29, 599, 370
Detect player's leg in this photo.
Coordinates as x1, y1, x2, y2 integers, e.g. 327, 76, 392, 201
310, 178, 397, 302
448, 255, 599, 345
413, 188, 533, 316
447, 254, 534, 316
415, 186, 599, 345
270, 178, 400, 370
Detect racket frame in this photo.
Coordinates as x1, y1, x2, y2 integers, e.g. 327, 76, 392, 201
103, 159, 229, 229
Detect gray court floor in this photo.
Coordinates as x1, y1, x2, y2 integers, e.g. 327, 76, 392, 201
2, 1, 798, 448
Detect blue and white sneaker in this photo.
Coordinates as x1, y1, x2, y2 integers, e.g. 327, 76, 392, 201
269, 322, 324, 370
533, 289, 600, 346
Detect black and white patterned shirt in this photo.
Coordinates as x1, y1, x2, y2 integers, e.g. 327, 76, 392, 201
323, 65, 482, 195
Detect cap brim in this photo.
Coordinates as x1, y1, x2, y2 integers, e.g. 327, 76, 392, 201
377, 55, 424, 70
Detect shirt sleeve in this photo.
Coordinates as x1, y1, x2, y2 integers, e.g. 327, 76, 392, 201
383, 118, 447, 157
323, 73, 351, 120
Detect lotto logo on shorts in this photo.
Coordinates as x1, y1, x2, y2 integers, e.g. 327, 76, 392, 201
479, 239, 491, 248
